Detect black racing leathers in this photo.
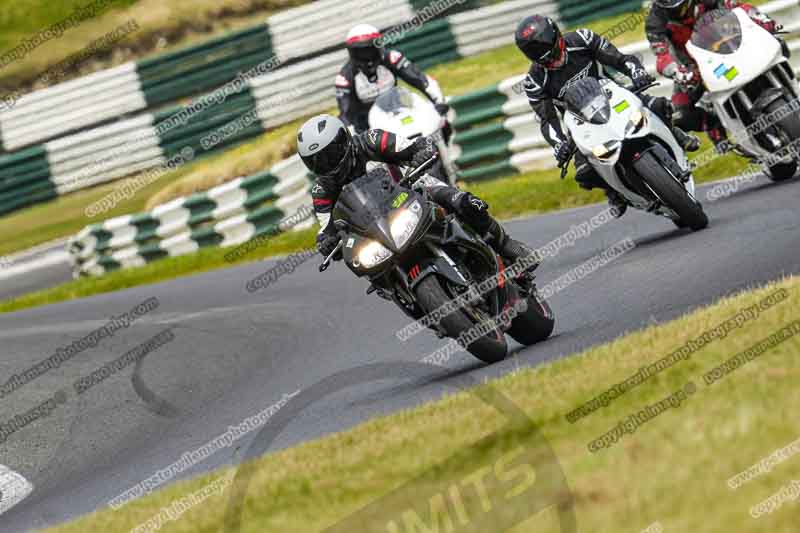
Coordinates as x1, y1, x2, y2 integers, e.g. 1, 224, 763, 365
335, 49, 444, 133
523, 29, 649, 148
311, 130, 488, 249
522, 29, 666, 190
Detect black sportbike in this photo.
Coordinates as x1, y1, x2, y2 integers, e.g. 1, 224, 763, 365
319, 158, 554, 363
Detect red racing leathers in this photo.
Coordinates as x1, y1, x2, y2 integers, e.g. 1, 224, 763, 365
645, 0, 780, 142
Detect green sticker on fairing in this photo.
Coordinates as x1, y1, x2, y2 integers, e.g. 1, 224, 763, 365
715, 63, 739, 81
401, 116, 414, 125
392, 192, 409, 208
613, 100, 630, 113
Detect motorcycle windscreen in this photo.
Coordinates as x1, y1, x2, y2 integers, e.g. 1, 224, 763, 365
333, 168, 398, 243
691, 10, 742, 54
375, 87, 413, 112
563, 77, 611, 125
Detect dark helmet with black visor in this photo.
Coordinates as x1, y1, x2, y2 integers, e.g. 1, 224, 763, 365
515, 15, 567, 69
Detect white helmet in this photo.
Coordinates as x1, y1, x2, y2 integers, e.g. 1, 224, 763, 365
297, 114, 354, 178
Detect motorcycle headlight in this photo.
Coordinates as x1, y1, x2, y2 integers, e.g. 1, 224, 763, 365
592, 141, 621, 160
628, 110, 646, 132
357, 240, 393, 269
390, 208, 420, 248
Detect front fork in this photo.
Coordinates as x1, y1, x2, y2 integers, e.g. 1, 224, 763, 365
727, 64, 799, 152
432, 130, 459, 186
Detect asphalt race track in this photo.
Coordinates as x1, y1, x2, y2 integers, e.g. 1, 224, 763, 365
0, 175, 798, 532
0, 241, 71, 303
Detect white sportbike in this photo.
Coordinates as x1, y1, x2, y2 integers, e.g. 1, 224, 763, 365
687, 7, 800, 180
560, 77, 708, 231
369, 86, 458, 185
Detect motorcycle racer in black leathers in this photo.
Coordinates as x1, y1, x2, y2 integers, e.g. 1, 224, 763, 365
297, 114, 537, 270
516, 15, 700, 217
336, 24, 450, 135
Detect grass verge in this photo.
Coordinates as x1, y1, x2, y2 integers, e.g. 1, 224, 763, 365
43, 276, 800, 533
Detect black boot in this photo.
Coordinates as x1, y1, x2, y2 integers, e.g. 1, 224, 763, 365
445, 191, 540, 271
486, 220, 540, 272
672, 126, 700, 152
605, 189, 628, 218
704, 113, 731, 154
707, 126, 731, 154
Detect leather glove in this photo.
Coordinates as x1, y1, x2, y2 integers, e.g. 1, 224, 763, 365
435, 103, 450, 117
554, 141, 573, 166
410, 138, 439, 169
457, 192, 489, 215
317, 232, 341, 259
630, 66, 655, 89
749, 10, 781, 33
674, 64, 700, 89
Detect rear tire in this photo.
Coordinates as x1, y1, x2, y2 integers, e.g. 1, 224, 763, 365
507, 291, 555, 346
764, 97, 800, 182
633, 152, 708, 231
414, 275, 507, 364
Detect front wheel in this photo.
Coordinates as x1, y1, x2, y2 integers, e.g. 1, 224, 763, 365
767, 161, 797, 181
507, 290, 555, 346
414, 275, 507, 364
633, 151, 708, 231
764, 97, 800, 182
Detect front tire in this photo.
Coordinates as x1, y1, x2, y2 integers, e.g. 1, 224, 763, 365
507, 291, 555, 346
767, 161, 797, 181
414, 275, 507, 364
764, 97, 800, 182
633, 151, 708, 231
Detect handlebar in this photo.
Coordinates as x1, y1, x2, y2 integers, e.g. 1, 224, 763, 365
319, 239, 344, 272
398, 154, 439, 187
626, 81, 660, 94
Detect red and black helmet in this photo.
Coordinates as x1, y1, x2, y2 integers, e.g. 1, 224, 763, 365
515, 15, 566, 68
346, 24, 382, 73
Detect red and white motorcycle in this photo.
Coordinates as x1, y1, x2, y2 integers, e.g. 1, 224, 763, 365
687, 7, 800, 180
